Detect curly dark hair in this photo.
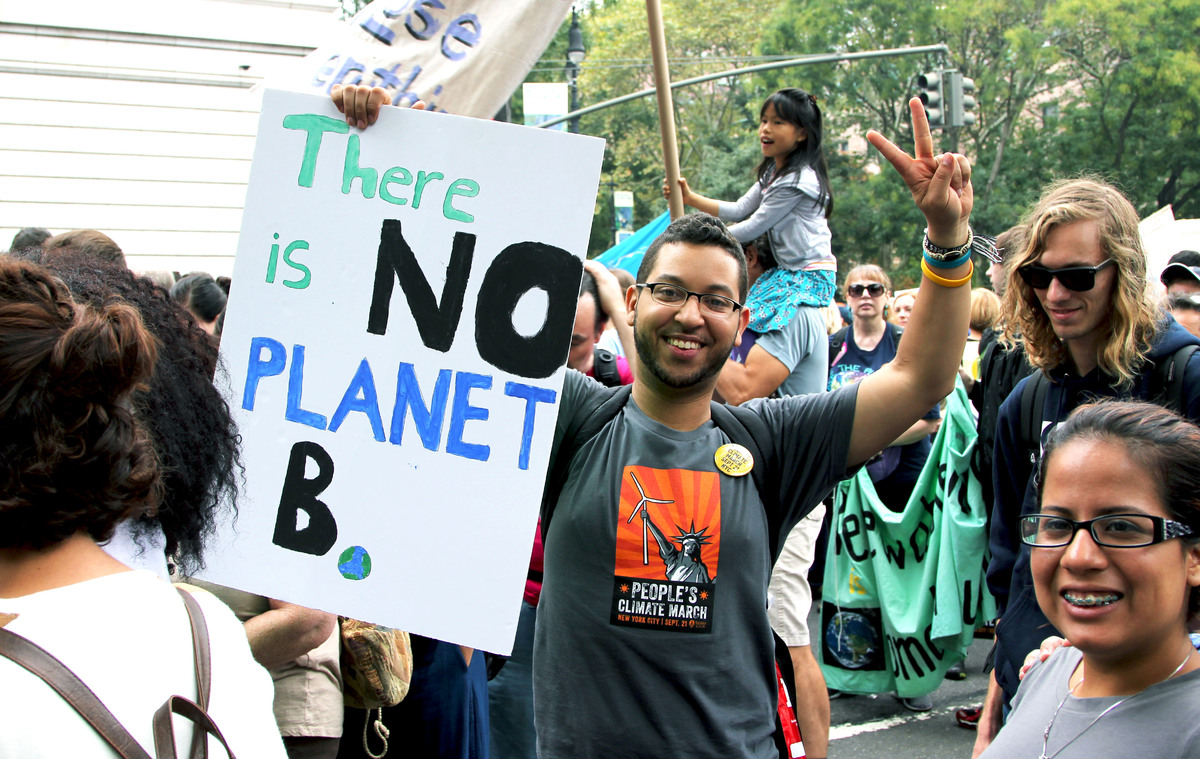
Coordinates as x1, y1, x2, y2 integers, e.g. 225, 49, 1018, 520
10, 249, 242, 572
0, 258, 161, 549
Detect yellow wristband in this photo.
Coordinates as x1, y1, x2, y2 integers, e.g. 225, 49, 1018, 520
921, 258, 973, 287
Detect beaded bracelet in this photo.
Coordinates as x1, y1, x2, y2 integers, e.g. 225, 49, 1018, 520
923, 250, 972, 270
921, 258, 974, 287
923, 227, 973, 262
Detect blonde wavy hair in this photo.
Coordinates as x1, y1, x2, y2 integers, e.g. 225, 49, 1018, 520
1000, 177, 1159, 389
969, 288, 1001, 333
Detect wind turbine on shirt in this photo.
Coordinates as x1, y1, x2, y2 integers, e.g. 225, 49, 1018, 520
626, 471, 673, 565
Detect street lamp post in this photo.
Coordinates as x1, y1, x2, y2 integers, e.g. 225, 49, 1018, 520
566, 11, 586, 133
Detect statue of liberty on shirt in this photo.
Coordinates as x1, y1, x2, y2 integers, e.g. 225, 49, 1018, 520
625, 470, 715, 584
639, 508, 714, 584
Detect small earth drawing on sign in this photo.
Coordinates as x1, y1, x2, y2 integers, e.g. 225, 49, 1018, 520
338, 546, 372, 580
825, 611, 880, 670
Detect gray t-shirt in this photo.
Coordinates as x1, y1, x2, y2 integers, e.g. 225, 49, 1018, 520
982, 646, 1200, 758
533, 371, 857, 759
754, 304, 829, 397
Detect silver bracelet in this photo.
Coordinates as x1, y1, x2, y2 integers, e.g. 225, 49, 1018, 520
923, 227, 973, 261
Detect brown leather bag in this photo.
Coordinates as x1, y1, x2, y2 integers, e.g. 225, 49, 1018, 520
0, 586, 237, 759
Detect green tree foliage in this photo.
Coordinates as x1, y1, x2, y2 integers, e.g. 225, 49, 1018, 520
758, 0, 1063, 285
1041, 0, 1200, 217
528, 1, 784, 256
519, 0, 1199, 278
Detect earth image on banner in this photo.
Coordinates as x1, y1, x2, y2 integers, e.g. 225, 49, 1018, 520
825, 610, 882, 669
338, 546, 372, 581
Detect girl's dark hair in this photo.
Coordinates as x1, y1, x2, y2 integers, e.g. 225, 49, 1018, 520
171, 273, 228, 328
755, 88, 833, 218
0, 259, 161, 550
10, 249, 242, 573
1037, 400, 1200, 614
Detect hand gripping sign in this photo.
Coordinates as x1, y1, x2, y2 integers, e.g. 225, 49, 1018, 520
198, 89, 603, 654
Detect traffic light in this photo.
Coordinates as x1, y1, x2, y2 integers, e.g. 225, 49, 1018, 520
942, 71, 978, 128
917, 71, 944, 127
958, 76, 977, 127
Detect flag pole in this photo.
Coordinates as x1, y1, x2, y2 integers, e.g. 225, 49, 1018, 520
645, 0, 684, 220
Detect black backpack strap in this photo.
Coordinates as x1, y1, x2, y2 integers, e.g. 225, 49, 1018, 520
1154, 344, 1198, 414
540, 384, 633, 542
977, 330, 1001, 386
829, 325, 901, 370
709, 402, 788, 562
828, 326, 849, 368
1019, 373, 1050, 466
592, 347, 622, 387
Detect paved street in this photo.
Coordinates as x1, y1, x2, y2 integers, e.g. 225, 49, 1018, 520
824, 633, 991, 758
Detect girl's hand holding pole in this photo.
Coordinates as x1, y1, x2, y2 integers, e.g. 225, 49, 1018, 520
662, 177, 715, 216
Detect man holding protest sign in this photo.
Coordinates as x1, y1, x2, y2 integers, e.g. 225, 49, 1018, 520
336, 87, 973, 758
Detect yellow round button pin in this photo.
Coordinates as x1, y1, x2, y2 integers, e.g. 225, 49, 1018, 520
715, 443, 754, 476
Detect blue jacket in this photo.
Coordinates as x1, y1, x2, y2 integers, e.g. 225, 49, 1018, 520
986, 317, 1200, 700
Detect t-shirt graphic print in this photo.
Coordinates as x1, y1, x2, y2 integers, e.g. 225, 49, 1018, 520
610, 465, 720, 633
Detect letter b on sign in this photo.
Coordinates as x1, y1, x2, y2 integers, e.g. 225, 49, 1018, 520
273, 441, 338, 556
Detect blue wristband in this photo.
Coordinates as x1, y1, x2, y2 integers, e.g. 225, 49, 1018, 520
923, 250, 972, 269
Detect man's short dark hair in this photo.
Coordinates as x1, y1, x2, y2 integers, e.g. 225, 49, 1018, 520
637, 213, 748, 300
579, 269, 605, 333
10, 227, 51, 253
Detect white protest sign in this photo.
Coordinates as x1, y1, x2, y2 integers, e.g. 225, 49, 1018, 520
266, 0, 573, 119
199, 89, 604, 654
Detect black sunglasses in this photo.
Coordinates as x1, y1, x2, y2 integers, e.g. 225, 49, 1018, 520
1017, 260, 1114, 292
847, 282, 885, 298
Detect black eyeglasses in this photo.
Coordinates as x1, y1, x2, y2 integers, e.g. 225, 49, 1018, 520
636, 282, 743, 316
1017, 260, 1114, 292
847, 282, 886, 298
1020, 513, 1195, 548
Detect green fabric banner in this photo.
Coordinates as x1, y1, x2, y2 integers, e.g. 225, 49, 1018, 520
819, 382, 997, 697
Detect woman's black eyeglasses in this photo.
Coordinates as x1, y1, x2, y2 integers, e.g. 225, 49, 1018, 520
636, 282, 743, 316
1019, 513, 1195, 548
1017, 260, 1114, 292
847, 283, 885, 298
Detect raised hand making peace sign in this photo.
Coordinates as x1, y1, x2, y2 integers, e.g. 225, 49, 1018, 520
867, 97, 972, 250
